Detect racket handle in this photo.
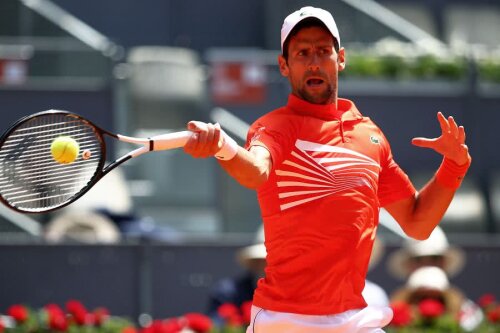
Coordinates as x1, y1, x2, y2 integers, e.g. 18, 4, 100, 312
151, 131, 193, 150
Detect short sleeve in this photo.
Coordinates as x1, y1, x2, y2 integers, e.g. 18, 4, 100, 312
245, 111, 300, 169
377, 136, 416, 207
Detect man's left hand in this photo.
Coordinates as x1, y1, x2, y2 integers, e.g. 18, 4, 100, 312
412, 111, 471, 166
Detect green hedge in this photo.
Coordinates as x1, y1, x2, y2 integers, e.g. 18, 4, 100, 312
478, 59, 500, 83
340, 50, 500, 83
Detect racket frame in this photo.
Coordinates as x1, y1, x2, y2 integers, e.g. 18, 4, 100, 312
0, 110, 191, 214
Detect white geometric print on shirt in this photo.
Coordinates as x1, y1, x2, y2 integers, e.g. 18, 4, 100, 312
276, 139, 381, 211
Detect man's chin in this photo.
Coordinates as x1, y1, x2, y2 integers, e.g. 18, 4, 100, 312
302, 92, 333, 105
298, 86, 335, 104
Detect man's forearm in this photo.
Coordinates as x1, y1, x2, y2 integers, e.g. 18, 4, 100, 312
218, 146, 272, 189
408, 177, 457, 239
386, 158, 471, 240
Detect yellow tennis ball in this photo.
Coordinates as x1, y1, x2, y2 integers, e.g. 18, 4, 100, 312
51, 136, 80, 164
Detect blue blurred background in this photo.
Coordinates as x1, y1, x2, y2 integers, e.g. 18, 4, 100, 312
1, 0, 500, 323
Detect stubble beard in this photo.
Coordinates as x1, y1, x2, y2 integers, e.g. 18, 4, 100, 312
297, 81, 336, 105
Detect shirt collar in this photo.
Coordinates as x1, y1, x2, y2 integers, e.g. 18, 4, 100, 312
286, 94, 363, 121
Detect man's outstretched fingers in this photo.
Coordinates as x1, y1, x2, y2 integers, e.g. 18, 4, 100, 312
458, 126, 466, 144
437, 112, 450, 134
448, 116, 459, 138
412, 137, 437, 148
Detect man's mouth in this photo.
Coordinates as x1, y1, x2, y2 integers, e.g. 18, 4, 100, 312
306, 78, 325, 87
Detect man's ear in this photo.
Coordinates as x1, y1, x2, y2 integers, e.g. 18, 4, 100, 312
337, 47, 346, 72
278, 54, 289, 77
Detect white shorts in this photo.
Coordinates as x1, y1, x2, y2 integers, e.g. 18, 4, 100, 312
246, 305, 393, 333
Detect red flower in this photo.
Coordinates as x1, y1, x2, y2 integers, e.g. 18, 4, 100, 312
418, 299, 445, 319
0, 318, 5, 333
487, 305, 500, 323
7, 304, 28, 323
184, 313, 212, 333
217, 303, 239, 320
162, 318, 184, 333
65, 300, 88, 325
45, 303, 64, 316
144, 319, 182, 333
45, 303, 68, 331
241, 301, 253, 324
227, 313, 243, 326
479, 294, 496, 309
390, 302, 413, 327
65, 300, 86, 314
93, 307, 110, 326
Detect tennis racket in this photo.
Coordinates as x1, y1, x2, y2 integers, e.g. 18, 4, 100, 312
0, 110, 193, 214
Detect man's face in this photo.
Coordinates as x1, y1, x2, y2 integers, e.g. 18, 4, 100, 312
248, 258, 266, 278
408, 255, 446, 273
278, 26, 345, 105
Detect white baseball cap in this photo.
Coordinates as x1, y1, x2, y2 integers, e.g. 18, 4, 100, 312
281, 6, 341, 51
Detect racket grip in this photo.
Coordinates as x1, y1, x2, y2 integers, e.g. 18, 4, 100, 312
151, 131, 193, 150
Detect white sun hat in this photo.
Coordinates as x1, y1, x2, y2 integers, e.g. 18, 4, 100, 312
407, 266, 450, 291
388, 226, 465, 279
281, 6, 340, 51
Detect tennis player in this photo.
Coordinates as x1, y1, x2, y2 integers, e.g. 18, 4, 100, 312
184, 6, 471, 333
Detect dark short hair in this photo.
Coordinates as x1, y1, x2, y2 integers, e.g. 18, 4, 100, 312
282, 17, 340, 60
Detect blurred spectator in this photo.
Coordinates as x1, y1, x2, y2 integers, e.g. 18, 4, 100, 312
390, 266, 483, 330
63, 166, 133, 216
48, 166, 182, 242
388, 227, 484, 330
44, 210, 121, 244
387, 225, 465, 280
206, 226, 265, 319
44, 166, 130, 243
391, 266, 464, 317
362, 237, 390, 307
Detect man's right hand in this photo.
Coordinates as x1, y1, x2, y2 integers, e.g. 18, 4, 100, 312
183, 120, 271, 189
184, 121, 224, 158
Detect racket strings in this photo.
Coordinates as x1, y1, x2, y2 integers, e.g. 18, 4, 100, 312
0, 113, 103, 212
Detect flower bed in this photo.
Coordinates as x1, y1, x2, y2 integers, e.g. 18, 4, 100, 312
2, 295, 500, 333
0, 300, 251, 333
386, 294, 500, 333
1, 301, 134, 333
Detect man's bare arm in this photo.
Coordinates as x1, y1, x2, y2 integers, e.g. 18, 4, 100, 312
385, 112, 471, 240
385, 178, 455, 240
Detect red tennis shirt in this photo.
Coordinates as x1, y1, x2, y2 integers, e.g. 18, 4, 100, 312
245, 94, 416, 315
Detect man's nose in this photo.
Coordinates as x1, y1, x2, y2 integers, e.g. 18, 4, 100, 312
307, 53, 320, 71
